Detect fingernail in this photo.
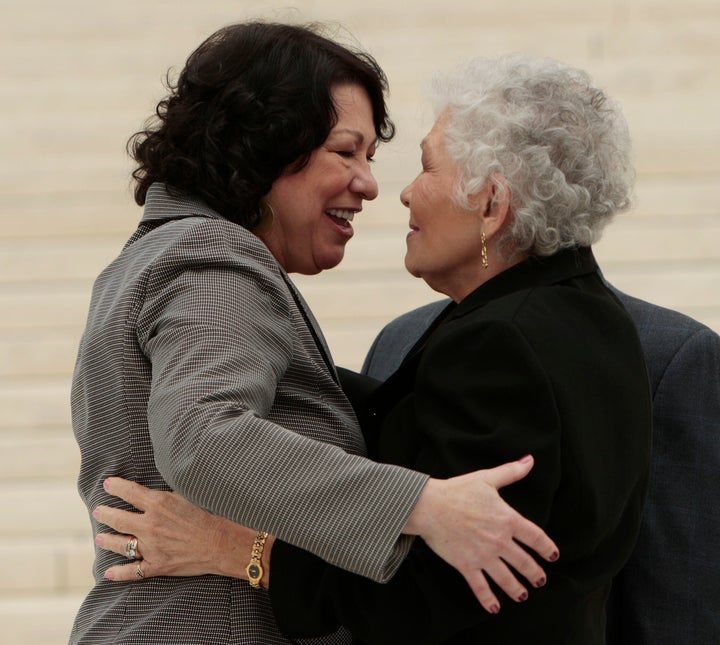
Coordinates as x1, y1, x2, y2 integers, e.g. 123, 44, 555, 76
103, 479, 110, 490
92, 509, 100, 519
536, 576, 546, 587
518, 591, 528, 602
95, 536, 103, 546
550, 550, 559, 562
489, 604, 500, 614
518, 454, 532, 464
104, 570, 114, 580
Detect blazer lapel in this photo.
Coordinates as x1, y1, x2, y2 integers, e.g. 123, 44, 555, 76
280, 273, 339, 384
139, 182, 340, 383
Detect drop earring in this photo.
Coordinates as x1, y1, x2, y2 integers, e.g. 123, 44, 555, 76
252, 201, 275, 235
481, 231, 489, 269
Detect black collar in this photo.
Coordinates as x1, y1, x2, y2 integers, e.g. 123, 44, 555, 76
450, 247, 598, 321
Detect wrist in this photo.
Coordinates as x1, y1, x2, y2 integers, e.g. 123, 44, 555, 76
246, 531, 269, 588
402, 477, 439, 537
261, 535, 274, 588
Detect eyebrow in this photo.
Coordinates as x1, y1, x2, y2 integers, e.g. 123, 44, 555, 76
331, 128, 365, 141
330, 128, 379, 147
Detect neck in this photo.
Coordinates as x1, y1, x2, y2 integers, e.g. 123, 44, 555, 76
431, 250, 531, 303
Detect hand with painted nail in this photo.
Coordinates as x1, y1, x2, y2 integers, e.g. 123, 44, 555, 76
405, 455, 557, 614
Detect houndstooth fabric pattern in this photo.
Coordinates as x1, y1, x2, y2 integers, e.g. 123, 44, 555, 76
69, 184, 428, 644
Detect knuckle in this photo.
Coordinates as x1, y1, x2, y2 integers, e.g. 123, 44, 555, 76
489, 533, 507, 550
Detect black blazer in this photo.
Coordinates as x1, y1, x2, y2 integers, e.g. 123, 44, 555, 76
270, 247, 653, 644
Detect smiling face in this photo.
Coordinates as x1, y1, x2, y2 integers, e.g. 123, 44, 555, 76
401, 111, 493, 301
258, 83, 379, 275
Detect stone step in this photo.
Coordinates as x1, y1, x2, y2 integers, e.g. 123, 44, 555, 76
0, 332, 79, 378
0, 430, 78, 481
0, 480, 87, 538
0, 536, 94, 595
1, 0, 718, 639
0, 378, 71, 429
2, 214, 720, 287
0, 592, 86, 645
2, 174, 720, 243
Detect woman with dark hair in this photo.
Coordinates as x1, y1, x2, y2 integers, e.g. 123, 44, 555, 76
69, 23, 557, 644
93, 54, 652, 644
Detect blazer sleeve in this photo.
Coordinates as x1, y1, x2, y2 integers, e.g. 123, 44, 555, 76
271, 319, 563, 643
135, 223, 428, 582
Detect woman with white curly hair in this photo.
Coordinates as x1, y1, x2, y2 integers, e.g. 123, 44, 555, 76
93, 54, 652, 644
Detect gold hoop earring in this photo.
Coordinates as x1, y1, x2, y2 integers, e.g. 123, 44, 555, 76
252, 201, 275, 235
481, 232, 489, 269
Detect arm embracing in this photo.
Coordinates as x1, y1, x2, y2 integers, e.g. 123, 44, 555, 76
270, 320, 563, 642
136, 227, 427, 581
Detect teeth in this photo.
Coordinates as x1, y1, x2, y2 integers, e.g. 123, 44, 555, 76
326, 209, 355, 222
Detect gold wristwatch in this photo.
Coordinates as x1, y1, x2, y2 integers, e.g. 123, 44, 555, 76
246, 531, 269, 588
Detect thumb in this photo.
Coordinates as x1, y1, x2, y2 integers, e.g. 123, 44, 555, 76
481, 455, 534, 490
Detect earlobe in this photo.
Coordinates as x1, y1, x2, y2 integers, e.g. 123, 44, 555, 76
480, 176, 510, 236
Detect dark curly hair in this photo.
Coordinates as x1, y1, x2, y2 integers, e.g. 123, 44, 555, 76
128, 21, 395, 228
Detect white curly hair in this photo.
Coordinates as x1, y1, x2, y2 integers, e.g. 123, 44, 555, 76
429, 54, 635, 256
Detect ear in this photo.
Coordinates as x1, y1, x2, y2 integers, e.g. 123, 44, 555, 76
476, 175, 510, 239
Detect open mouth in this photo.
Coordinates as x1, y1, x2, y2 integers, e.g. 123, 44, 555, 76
326, 209, 356, 228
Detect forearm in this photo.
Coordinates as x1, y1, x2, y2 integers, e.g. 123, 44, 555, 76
141, 252, 428, 582
153, 412, 427, 581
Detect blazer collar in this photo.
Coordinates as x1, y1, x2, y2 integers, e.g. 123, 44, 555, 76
379, 247, 599, 388
449, 246, 599, 321
140, 183, 224, 223
138, 182, 339, 382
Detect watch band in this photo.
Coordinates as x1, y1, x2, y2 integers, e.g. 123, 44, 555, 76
246, 531, 269, 588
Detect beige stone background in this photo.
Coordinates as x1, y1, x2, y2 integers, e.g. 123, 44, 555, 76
1, 0, 719, 642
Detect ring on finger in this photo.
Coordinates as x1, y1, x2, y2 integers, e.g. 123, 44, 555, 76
125, 537, 138, 560
136, 562, 145, 579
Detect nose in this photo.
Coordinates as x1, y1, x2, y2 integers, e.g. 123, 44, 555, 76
400, 182, 412, 208
350, 163, 379, 201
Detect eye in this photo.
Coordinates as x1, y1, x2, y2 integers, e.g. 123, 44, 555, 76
336, 150, 355, 159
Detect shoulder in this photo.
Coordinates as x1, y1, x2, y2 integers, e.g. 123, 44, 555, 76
127, 218, 294, 333
362, 299, 450, 380
612, 287, 711, 339
130, 217, 288, 297
384, 300, 451, 335
153, 217, 280, 270
610, 287, 720, 391
457, 279, 635, 346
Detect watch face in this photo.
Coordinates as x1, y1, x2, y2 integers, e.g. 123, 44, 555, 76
248, 564, 261, 579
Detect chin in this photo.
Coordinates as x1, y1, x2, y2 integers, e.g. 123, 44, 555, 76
322, 251, 346, 272
404, 257, 421, 278
299, 249, 346, 275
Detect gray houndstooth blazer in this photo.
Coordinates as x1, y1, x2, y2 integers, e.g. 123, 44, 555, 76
69, 184, 427, 644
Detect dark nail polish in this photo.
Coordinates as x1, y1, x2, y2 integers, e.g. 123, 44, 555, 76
518, 591, 528, 602
489, 604, 500, 614
536, 576, 546, 587
549, 550, 559, 562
